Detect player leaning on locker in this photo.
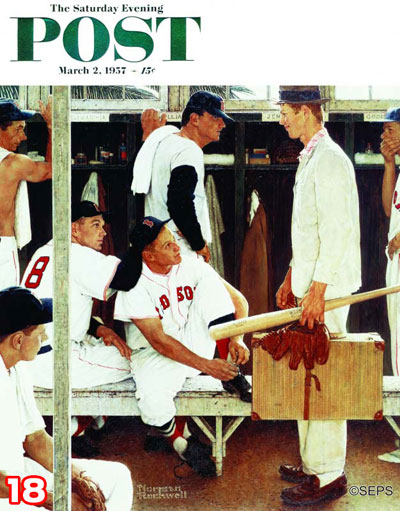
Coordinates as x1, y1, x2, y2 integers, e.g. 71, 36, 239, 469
114, 217, 250, 477
132, 90, 233, 261
0, 287, 133, 511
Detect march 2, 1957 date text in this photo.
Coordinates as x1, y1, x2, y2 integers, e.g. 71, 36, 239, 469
59, 66, 130, 74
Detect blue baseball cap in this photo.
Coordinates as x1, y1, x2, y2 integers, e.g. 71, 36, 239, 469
185, 91, 233, 123
0, 99, 35, 124
0, 287, 52, 336
376, 107, 400, 123
129, 217, 170, 251
71, 200, 110, 223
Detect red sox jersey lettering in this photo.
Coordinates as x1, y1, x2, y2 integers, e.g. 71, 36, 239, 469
158, 286, 195, 314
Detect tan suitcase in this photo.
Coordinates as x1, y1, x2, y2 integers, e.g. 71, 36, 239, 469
252, 332, 384, 420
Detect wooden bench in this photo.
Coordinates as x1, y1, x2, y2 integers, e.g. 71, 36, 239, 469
34, 375, 400, 476
35, 375, 251, 476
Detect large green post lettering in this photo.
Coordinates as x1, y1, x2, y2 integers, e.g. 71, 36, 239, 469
14, 17, 61, 61
63, 17, 110, 61
156, 17, 201, 61
114, 17, 154, 62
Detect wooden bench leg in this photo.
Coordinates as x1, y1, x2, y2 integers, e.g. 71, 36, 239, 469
385, 416, 400, 439
191, 416, 246, 477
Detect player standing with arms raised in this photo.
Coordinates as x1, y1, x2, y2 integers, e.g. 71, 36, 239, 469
0, 98, 52, 288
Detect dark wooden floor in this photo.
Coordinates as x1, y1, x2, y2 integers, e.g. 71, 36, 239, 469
79, 416, 400, 511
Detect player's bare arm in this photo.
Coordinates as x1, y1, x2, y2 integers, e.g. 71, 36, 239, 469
39, 96, 53, 164
196, 241, 211, 262
381, 124, 400, 217
23, 428, 54, 472
299, 280, 327, 329
4, 152, 51, 183
221, 279, 250, 364
133, 317, 238, 381
381, 141, 398, 217
276, 267, 293, 309
388, 232, 400, 260
96, 324, 133, 360
141, 108, 167, 141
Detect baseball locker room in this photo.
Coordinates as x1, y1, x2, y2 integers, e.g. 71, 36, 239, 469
4, 85, 400, 510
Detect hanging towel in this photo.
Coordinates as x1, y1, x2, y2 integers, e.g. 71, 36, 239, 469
0, 147, 31, 249
205, 175, 225, 278
131, 125, 179, 194
14, 180, 32, 249
81, 171, 99, 205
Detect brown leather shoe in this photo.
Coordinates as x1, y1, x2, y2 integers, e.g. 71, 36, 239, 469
279, 464, 309, 483
281, 473, 347, 506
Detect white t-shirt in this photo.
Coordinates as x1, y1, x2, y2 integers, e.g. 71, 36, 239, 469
0, 356, 45, 474
22, 241, 120, 342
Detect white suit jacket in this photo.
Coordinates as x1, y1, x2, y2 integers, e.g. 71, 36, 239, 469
290, 132, 362, 299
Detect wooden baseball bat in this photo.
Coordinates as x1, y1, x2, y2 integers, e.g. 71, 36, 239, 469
210, 284, 400, 340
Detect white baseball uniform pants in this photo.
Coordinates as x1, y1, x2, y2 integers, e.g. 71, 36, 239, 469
131, 276, 235, 426
0, 458, 133, 510
386, 251, 400, 376
0, 237, 19, 289
29, 336, 132, 389
297, 305, 349, 487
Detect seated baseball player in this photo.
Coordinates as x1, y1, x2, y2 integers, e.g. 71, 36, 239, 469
22, 200, 137, 456
0, 287, 133, 511
114, 217, 250, 477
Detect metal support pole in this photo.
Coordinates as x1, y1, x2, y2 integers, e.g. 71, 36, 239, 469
53, 86, 71, 511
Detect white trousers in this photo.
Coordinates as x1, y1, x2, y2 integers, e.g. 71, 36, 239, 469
0, 237, 19, 290
0, 458, 133, 511
131, 276, 235, 426
297, 305, 349, 487
386, 252, 400, 376
29, 336, 132, 389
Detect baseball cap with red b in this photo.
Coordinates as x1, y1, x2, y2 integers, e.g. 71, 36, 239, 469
0, 287, 52, 336
129, 216, 170, 251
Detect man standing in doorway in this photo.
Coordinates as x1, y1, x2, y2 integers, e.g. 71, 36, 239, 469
276, 86, 361, 505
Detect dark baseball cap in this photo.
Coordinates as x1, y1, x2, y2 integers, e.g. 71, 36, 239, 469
0, 99, 35, 124
375, 107, 400, 123
129, 217, 170, 251
186, 91, 233, 123
71, 200, 110, 222
0, 287, 52, 336
275, 86, 329, 105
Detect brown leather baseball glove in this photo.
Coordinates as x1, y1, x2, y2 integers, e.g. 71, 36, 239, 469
71, 471, 106, 511
258, 321, 330, 370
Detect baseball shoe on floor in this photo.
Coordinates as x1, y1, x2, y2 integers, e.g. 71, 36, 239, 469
145, 433, 212, 455
222, 370, 252, 402
378, 448, 400, 463
72, 435, 100, 458
279, 464, 309, 483
280, 473, 347, 506
182, 436, 216, 477
144, 435, 174, 453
